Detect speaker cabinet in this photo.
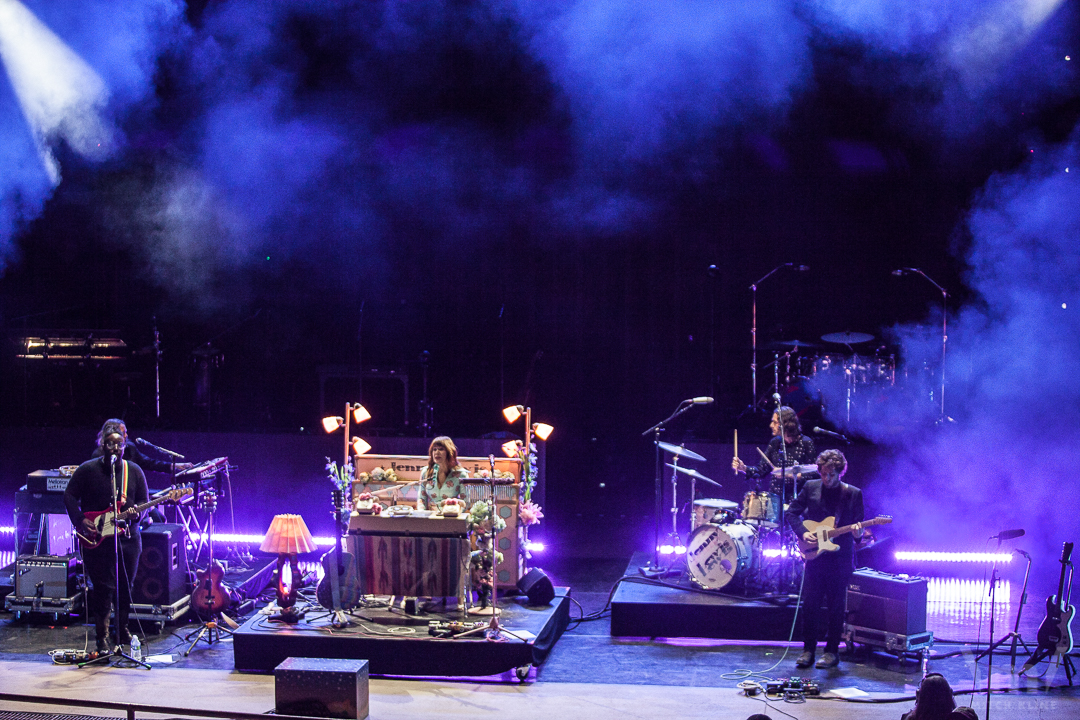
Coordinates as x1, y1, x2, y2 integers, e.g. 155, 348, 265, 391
133, 524, 189, 605
847, 568, 927, 635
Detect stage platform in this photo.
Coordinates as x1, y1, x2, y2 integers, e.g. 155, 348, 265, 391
233, 588, 571, 677
611, 551, 799, 640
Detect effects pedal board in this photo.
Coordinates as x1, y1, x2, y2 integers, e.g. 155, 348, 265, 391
765, 677, 820, 696
427, 620, 488, 638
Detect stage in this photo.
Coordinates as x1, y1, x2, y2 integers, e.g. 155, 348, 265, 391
611, 551, 801, 640
232, 589, 572, 677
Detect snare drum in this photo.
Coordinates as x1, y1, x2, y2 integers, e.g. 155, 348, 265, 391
741, 490, 781, 528
693, 498, 739, 529
687, 522, 758, 590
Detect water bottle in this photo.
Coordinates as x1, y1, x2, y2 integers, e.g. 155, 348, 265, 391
130, 634, 142, 662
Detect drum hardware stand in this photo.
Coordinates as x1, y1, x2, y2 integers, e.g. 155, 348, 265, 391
975, 548, 1035, 671
418, 350, 434, 438
641, 400, 699, 571
892, 268, 948, 422
748, 263, 808, 414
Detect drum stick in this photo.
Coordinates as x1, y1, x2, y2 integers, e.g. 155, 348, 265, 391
733, 429, 738, 474
757, 446, 777, 469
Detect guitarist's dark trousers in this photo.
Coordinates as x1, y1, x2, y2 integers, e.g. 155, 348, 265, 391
802, 553, 852, 655
84, 533, 142, 646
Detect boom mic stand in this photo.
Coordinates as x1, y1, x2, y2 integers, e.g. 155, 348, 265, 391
975, 549, 1035, 670
641, 400, 697, 572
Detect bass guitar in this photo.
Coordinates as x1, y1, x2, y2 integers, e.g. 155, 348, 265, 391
1021, 541, 1075, 675
798, 516, 892, 561
77, 488, 193, 549
316, 487, 362, 621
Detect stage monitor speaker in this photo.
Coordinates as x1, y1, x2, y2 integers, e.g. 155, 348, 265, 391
132, 523, 189, 606
15, 555, 78, 599
517, 568, 555, 606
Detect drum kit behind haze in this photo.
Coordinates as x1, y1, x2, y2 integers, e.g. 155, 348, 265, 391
658, 441, 804, 595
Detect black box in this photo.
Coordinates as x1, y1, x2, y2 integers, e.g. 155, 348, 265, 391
15, 555, 78, 599
133, 524, 190, 606
847, 568, 927, 636
275, 657, 369, 719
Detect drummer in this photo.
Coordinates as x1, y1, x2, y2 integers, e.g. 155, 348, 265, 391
731, 406, 817, 499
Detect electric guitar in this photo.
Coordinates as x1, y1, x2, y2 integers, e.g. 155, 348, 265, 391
1021, 541, 1075, 674
316, 487, 362, 620
191, 559, 234, 615
798, 516, 892, 561
77, 488, 193, 549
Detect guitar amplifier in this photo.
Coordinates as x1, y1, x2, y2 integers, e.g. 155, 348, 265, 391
847, 568, 927, 636
15, 555, 78, 600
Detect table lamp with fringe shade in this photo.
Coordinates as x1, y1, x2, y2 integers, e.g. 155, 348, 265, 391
260, 514, 317, 623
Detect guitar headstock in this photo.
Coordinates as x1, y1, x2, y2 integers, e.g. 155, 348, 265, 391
1063, 542, 1074, 564
168, 487, 194, 503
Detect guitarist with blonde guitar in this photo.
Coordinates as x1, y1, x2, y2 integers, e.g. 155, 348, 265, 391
64, 428, 151, 655
785, 449, 865, 671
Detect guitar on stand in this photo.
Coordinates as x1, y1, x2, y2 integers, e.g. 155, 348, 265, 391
184, 488, 238, 655
316, 487, 361, 626
1021, 541, 1075, 683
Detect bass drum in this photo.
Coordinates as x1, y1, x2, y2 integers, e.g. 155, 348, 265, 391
687, 522, 758, 590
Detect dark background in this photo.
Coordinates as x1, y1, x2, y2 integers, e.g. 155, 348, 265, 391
1, 1, 1078, 587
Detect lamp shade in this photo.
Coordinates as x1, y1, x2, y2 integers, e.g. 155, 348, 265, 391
351, 404, 372, 423
322, 416, 344, 433
501, 440, 520, 457
533, 423, 554, 440
502, 405, 523, 423
259, 514, 318, 554
351, 436, 372, 455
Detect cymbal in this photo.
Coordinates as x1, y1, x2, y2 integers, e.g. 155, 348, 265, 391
665, 463, 716, 484
821, 332, 874, 345
771, 464, 819, 477
766, 339, 821, 349
693, 498, 739, 509
657, 441, 706, 462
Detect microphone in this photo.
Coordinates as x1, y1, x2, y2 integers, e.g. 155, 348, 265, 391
688, 397, 714, 405
892, 268, 913, 276
813, 426, 850, 443
1013, 548, 1031, 558
135, 438, 186, 459
795, 265, 810, 272
991, 528, 1025, 541
109, 453, 118, 466
771, 393, 782, 404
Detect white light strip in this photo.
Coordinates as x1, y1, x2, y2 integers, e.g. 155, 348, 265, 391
895, 551, 1014, 563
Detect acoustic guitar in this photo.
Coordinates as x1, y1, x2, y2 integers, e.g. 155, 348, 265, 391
316, 488, 362, 618
798, 516, 892, 561
77, 488, 193, 549
191, 559, 233, 615
1021, 541, 1075, 674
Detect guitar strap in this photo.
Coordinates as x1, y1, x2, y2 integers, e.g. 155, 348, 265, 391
112, 460, 130, 505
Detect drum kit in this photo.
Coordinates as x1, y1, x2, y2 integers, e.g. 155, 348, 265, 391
767, 331, 897, 424
657, 441, 806, 594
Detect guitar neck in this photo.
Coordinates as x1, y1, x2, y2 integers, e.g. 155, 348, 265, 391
824, 517, 885, 540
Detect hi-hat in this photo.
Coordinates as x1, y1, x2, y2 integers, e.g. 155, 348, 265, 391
657, 441, 706, 462
767, 339, 821, 349
665, 463, 718, 486
821, 332, 874, 344
693, 498, 739, 510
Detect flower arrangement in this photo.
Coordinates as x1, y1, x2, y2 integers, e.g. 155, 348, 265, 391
466, 500, 506, 535
325, 457, 354, 496
519, 499, 544, 526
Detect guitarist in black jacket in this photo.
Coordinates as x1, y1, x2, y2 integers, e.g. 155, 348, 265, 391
65, 429, 148, 654
785, 449, 864, 670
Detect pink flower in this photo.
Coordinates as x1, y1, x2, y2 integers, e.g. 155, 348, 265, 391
519, 500, 544, 526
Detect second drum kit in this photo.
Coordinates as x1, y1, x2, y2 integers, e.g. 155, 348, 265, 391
658, 441, 804, 594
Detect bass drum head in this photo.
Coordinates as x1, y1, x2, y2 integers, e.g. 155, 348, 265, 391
686, 522, 758, 590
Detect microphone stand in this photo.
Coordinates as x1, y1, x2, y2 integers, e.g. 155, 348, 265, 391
749, 263, 801, 413
983, 535, 1005, 720
152, 317, 161, 420
975, 550, 1034, 670
895, 268, 948, 422
641, 401, 695, 570
110, 455, 150, 669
